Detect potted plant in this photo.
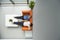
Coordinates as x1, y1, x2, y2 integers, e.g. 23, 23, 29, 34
9, 19, 13, 22
29, 1, 35, 10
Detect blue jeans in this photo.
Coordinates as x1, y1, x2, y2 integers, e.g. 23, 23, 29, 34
13, 22, 24, 26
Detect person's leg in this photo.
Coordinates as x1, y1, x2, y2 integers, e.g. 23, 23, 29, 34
13, 21, 24, 26
14, 16, 23, 19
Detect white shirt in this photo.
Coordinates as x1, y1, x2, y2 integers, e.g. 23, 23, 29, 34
23, 21, 30, 27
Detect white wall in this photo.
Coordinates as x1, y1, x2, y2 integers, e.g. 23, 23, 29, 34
33, 0, 60, 40
0, 0, 27, 3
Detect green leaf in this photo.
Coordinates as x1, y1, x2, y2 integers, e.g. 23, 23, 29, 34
29, 1, 35, 10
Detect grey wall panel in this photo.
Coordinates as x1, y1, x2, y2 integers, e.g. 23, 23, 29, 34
33, 0, 60, 40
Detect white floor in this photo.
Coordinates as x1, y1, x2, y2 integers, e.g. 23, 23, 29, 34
0, 6, 32, 39
0, 39, 32, 40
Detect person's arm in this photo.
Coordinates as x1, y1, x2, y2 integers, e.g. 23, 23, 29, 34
30, 16, 32, 18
